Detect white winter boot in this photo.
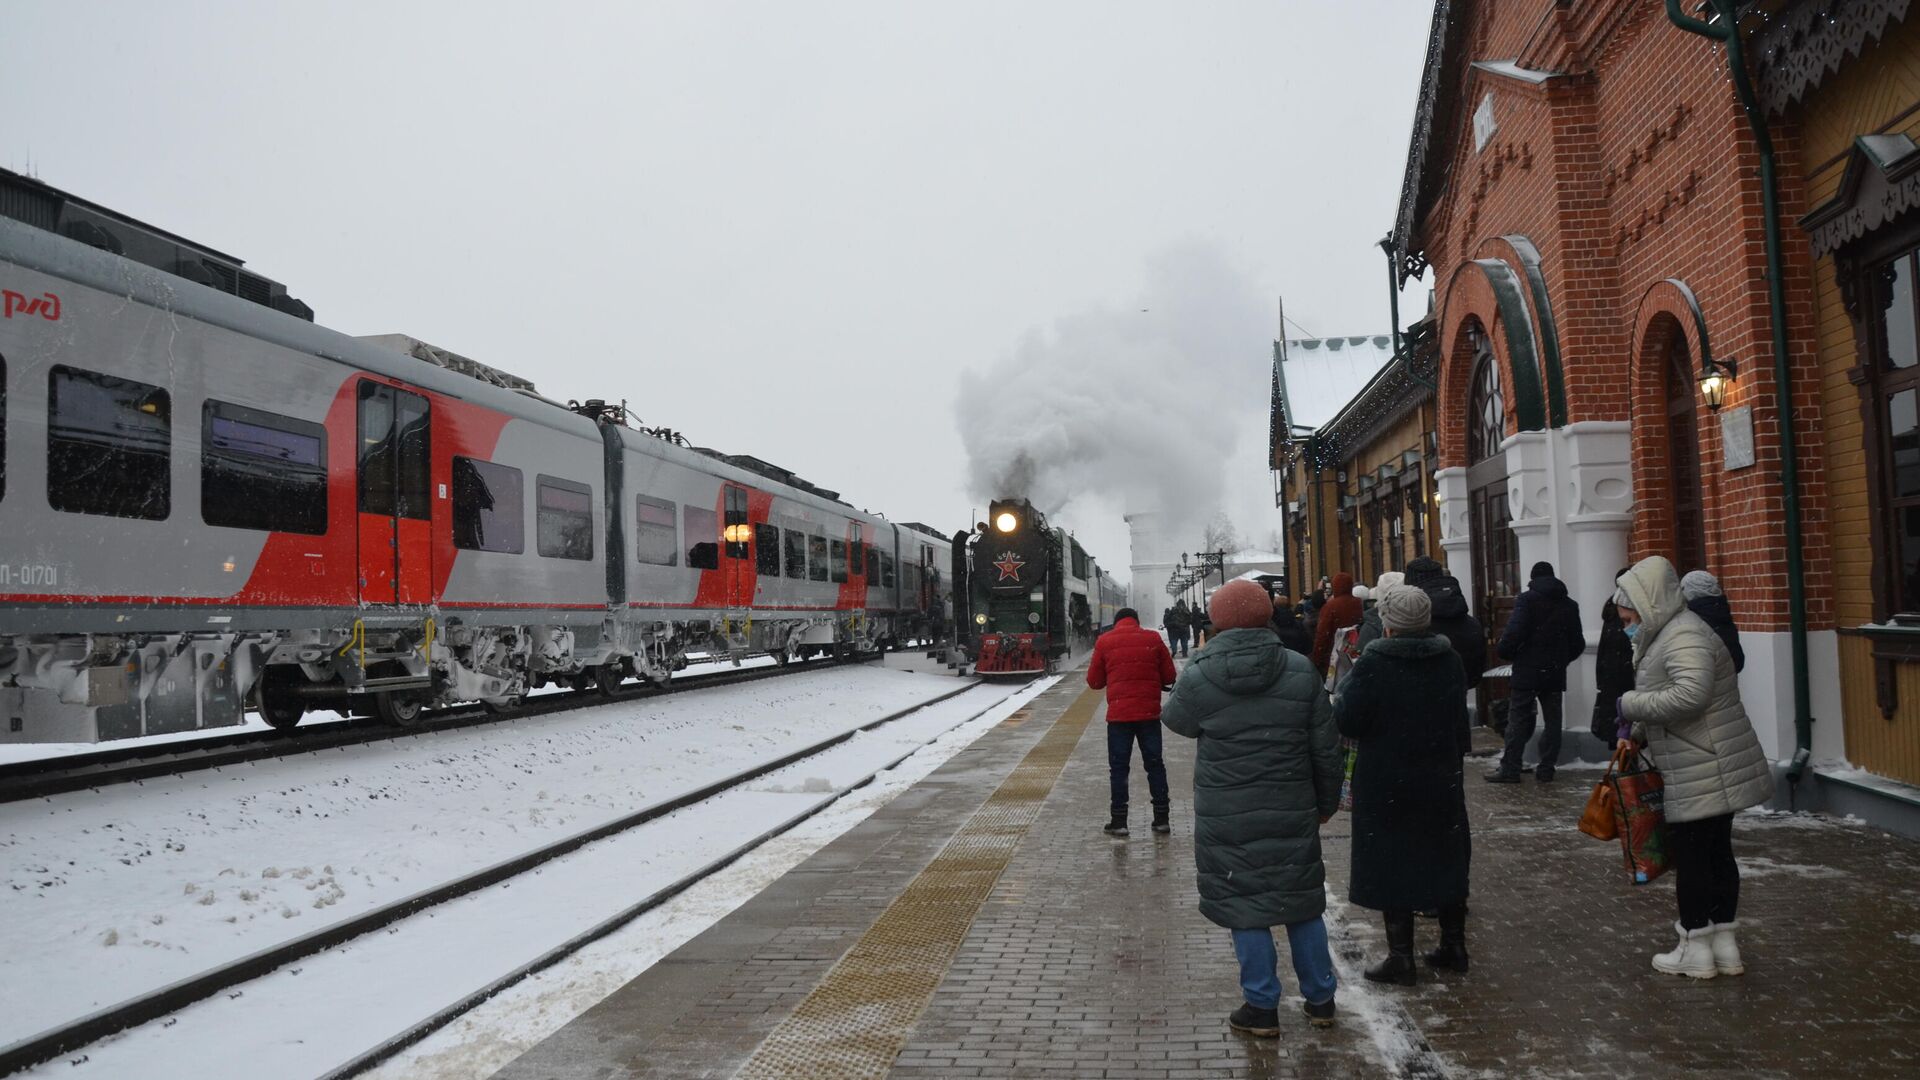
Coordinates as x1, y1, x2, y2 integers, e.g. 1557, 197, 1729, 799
1651, 922, 1717, 979
1708, 920, 1744, 976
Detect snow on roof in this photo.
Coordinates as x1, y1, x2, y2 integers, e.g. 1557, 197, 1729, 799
1275, 335, 1396, 432
1471, 59, 1560, 85
1228, 548, 1287, 564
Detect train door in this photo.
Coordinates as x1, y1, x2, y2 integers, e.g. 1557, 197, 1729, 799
721, 483, 753, 608
357, 380, 433, 605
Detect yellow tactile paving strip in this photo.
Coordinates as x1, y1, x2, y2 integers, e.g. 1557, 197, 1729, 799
732, 686, 1098, 1080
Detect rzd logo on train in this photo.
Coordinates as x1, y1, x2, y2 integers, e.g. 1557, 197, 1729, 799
2, 289, 61, 320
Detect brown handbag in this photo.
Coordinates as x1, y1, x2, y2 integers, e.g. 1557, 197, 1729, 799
1577, 745, 1628, 841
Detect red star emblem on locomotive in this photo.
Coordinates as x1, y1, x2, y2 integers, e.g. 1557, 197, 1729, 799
992, 551, 1025, 581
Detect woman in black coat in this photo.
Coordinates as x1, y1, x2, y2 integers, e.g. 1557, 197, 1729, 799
1680, 569, 1745, 673
1590, 568, 1635, 744
1333, 586, 1471, 987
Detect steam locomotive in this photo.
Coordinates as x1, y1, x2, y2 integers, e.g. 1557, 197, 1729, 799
952, 498, 1125, 677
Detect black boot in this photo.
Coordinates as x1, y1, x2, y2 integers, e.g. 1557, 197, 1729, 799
1364, 910, 1418, 986
1151, 803, 1170, 835
1103, 808, 1128, 837
1424, 903, 1470, 972
1228, 1002, 1280, 1037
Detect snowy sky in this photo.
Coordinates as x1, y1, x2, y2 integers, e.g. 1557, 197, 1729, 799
2, 1, 1433, 579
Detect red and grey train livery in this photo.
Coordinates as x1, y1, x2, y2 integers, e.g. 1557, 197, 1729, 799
0, 168, 950, 743
950, 498, 1125, 677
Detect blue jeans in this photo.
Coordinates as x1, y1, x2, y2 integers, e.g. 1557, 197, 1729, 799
1107, 720, 1170, 814
1231, 918, 1337, 1009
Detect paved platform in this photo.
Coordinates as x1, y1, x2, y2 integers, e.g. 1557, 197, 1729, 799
494, 671, 1920, 1079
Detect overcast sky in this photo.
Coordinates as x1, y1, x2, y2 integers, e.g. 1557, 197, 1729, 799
3, 1, 1433, 579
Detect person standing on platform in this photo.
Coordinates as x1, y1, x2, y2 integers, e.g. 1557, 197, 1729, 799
1335, 585, 1472, 986
1612, 557, 1773, 979
1165, 599, 1192, 659
1309, 573, 1363, 677
1191, 602, 1212, 650
1354, 571, 1405, 654
1681, 570, 1745, 674
1272, 597, 1312, 657
1404, 556, 1488, 693
1162, 580, 1344, 1036
1086, 607, 1177, 838
1590, 568, 1635, 745
1487, 561, 1586, 784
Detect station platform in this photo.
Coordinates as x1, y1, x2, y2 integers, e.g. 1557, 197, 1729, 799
494, 671, 1920, 1079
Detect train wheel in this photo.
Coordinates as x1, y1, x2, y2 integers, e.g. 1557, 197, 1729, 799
375, 691, 426, 727
482, 694, 525, 716
592, 663, 623, 697
254, 667, 306, 730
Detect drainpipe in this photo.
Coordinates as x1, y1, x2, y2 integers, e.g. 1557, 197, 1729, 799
1666, 0, 1815, 786
1381, 234, 1438, 390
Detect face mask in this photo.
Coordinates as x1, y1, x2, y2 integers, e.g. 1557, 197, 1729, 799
1623, 624, 1640, 641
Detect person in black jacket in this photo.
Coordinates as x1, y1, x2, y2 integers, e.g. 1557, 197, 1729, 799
1487, 562, 1587, 783
1271, 597, 1313, 657
1680, 570, 1745, 673
1590, 568, 1636, 745
1403, 557, 1488, 693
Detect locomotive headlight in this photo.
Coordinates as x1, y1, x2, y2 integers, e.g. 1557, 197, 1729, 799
975, 613, 989, 625
994, 511, 1019, 534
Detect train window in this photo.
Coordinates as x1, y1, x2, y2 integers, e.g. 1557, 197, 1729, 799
535, 475, 594, 560
686, 504, 719, 569
830, 538, 848, 583
808, 535, 828, 581
783, 527, 806, 578
881, 552, 895, 588
755, 523, 780, 576
48, 365, 171, 521
203, 400, 328, 535
636, 496, 677, 566
865, 545, 880, 580
451, 456, 524, 553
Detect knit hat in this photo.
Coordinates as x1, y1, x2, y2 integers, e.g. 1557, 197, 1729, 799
1680, 570, 1723, 601
1209, 579, 1276, 630
1352, 584, 1371, 603
1405, 556, 1445, 587
1531, 561, 1555, 580
1374, 570, 1406, 593
1379, 584, 1432, 633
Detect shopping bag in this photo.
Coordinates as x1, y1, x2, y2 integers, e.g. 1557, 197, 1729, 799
1577, 746, 1626, 841
1338, 738, 1357, 813
1608, 747, 1670, 885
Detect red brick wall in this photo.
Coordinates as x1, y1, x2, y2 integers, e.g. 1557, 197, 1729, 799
1418, 0, 1833, 632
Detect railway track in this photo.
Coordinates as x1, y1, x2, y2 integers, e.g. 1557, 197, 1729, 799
0, 676, 1011, 1078
0, 652, 896, 804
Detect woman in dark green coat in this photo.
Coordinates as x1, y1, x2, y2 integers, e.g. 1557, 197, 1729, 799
1334, 585, 1472, 987
1162, 581, 1345, 1037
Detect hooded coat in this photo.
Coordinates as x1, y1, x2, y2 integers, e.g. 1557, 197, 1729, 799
1615, 558, 1774, 824
1405, 557, 1488, 689
1309, 573, 1363, 674
1164, 602, 1191, 632
1496, 573, 1587, 692
1335, 632, 1471, 912
1161, 628, 1343, 929
1590, 595, 1636, 742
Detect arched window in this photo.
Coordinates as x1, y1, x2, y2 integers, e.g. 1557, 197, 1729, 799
1664, 326, 1709, 573
1468, 338, 1507, 465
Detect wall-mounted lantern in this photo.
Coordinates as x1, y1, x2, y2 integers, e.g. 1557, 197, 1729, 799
1699, 355, 1738, 411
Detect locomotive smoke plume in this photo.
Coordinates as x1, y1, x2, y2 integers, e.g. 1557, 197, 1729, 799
956, 242, 1272, 550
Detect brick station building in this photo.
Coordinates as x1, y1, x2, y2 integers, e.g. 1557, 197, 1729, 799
1320, 0, 1920, 827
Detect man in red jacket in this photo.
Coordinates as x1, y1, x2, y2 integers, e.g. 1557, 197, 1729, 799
1087, 607, 1178, 837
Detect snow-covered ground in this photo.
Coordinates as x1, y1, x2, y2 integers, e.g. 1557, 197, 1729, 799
12, 674, 1046, 1079
0, 661, 969, 1052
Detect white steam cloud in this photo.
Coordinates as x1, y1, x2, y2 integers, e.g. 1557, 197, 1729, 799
955, 243, 1273, 551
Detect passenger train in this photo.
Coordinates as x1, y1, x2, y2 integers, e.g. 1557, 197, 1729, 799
0, 168, 955, 742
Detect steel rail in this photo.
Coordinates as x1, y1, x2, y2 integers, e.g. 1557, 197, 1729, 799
0, 678, 989, 1076
0, 655, 881, 804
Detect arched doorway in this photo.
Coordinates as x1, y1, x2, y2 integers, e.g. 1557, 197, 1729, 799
1662, 324, 1709, 573
1466, 326, 1519, 633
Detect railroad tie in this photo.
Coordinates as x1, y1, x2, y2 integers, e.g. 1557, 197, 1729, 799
731, 686, 1098, 1080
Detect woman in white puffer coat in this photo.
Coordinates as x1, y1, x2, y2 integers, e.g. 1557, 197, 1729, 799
1612, 556, 1774, 979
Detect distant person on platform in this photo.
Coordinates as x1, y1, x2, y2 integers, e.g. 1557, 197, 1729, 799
1165, 599, 1193, 659
1681, 571, 1745, 674
1191, 603, 1213, 649
1272, 597, 1313, 657
1355, 571, 1406, 654
1303, 577, 1331, 643
1162, 580, 1344, 1036
1086, 607, 1177, 838
1487, 561, 1587, 784
1309, 573, 1363, 676
1404, 557, 1488, 694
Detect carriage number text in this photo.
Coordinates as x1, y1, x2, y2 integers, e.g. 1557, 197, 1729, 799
0, 564, 59, 588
